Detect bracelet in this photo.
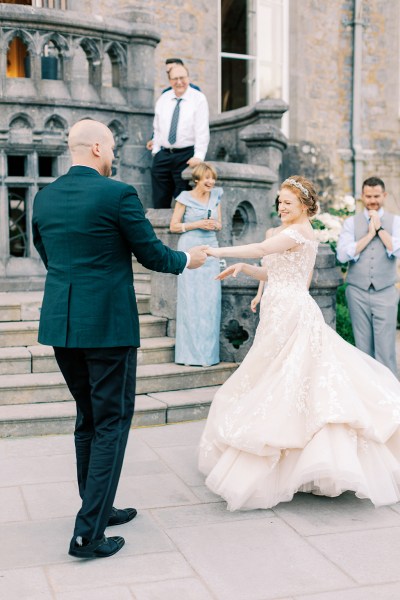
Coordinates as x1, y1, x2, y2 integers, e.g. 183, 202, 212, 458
181, 223, 186, 233
376, 226, 384, 234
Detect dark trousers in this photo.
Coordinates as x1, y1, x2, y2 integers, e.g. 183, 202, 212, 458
151, 146, 193, 208
53, 346, 137, 541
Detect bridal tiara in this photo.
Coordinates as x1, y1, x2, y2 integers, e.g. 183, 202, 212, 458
283, 178, 309, 198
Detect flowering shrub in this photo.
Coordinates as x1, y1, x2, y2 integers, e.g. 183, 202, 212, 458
312, 194, 355, 253
311, 195, 356, 345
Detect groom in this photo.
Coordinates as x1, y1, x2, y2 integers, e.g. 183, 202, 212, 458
32, 119, 207, 559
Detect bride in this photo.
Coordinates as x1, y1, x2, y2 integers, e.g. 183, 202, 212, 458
198, 175, 400, 511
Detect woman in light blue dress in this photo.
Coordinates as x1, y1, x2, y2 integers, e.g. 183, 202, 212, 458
170, 162, 222, 366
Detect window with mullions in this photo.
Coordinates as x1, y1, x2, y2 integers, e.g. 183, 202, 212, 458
220, 0, 287, 112
8, 188, 28, 257
3, 152, 60, 260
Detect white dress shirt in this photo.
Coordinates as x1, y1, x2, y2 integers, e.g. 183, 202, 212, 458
336, 208, 400, 263
152, 86, 209, 160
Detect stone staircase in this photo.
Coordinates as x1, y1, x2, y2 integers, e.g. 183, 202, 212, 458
0, 267, 237, 437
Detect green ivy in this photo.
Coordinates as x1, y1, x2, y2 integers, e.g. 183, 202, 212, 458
336, 284, 355, 345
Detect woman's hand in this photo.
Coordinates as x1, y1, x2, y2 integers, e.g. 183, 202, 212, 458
198, 219, 221, 231
215, 262, 244, 280
250, 294, 262, 313
205, 246, 221, 258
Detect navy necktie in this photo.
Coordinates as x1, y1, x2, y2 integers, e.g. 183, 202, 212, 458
168, 98, 182, 145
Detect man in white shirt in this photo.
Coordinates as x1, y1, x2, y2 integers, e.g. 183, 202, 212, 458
151, 64, 210, 208
337, 176, 400, 374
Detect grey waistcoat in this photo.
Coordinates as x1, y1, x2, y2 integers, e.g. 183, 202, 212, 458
346, 211, 396, 291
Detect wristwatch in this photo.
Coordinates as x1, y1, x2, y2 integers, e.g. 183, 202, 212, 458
376, 226, 384, 234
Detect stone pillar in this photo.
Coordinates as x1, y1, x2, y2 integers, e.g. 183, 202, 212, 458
310, 243, 343, 328
220, 275, 259, 362
239, 123, 287, 174
146, 208, 180, 336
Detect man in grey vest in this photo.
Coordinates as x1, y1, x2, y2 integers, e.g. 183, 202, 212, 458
337, 176, 400, 375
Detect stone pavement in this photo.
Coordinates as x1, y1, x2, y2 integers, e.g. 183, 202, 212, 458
1, 421, 400, 600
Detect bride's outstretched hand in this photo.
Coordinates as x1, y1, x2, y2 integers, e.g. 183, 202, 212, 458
205, 247, 220, 257
215, 263, 244, 280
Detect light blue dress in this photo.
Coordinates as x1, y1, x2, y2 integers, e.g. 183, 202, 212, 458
175, 187, 222, 366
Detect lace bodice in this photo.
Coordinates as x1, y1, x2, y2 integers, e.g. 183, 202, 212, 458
263, 228, 319, 293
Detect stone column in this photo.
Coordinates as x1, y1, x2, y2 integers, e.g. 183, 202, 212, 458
220, 275, 259, 362
310, 243, 343, 328
239, 123, 287, 174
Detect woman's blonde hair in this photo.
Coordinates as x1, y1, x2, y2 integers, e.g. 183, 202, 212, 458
191, 162, 218, 184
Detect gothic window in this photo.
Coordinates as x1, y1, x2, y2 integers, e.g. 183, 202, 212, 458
102, 43, 124, 88
6, 36, 30, 78
3, 150, 60, 259
219, 0, 288, 112
41, 40, 63, 80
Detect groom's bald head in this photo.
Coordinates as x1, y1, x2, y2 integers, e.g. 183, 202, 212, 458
68, 119, 115, 177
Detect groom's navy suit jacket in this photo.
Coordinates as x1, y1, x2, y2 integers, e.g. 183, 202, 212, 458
32, 166, 187, 348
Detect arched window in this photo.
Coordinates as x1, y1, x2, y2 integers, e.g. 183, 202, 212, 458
102, 52, 113, 88
7, 36, 30, 78
41, 40, 63, 80
72, 44, 89, 84
219, 0, 288, 112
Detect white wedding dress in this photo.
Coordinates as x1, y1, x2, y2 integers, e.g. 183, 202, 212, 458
198, 228, 400, 510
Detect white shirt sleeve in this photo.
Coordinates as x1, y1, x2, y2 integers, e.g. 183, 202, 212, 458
388, 215, 400, 258
193, 94, 210, 160
336, 217, 359, 263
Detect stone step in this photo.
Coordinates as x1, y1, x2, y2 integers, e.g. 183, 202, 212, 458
0, 337, 176, 375
134, 273, 152, 295
132, 258, 152, 274
0, 314, 167, 347
0, 291, 150, 322
0, 385, 221, 437
0, 363, 237, 406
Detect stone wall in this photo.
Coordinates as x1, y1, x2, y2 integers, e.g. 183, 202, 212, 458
288, 0, 400, 207
72, 0, 219, 117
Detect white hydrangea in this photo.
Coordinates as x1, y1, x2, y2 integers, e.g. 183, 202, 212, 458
331, 194, 355, 212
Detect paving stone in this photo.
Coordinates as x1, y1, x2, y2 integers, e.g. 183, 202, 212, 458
190, 484, 223, 504
22, 481, 80, 520
47, 552, 194, 592
273, 491, 400, 535
116, 472, 199, 509
295, 582, 400, 600
0, 567, 53, 599
130, 577, 214, 600
0, 518, 73, 569
166, 519, 353, 600
3, 433, 74, 458
0, 486, 29, 523
56, 587, 133, 600
2, 453, 76, 486
152, 501, 273, 529
134, 420, 204, 448
307, 527, 400, 585
152, 444, 206, 486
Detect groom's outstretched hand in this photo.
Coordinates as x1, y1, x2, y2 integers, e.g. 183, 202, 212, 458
187, 245, 209, 269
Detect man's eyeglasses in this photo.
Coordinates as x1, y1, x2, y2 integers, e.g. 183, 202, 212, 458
170, 76, 188, 82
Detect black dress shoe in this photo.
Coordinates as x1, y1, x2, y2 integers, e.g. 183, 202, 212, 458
107, 506, 137, 527
68, 535, 125, 559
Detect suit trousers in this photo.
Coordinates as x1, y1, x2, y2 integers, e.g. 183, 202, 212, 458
151, 147, 193, 208
345, 284, 399, 375
54, 346, 137, 541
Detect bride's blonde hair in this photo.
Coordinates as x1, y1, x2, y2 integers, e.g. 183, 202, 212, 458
280, 176, 319, 217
